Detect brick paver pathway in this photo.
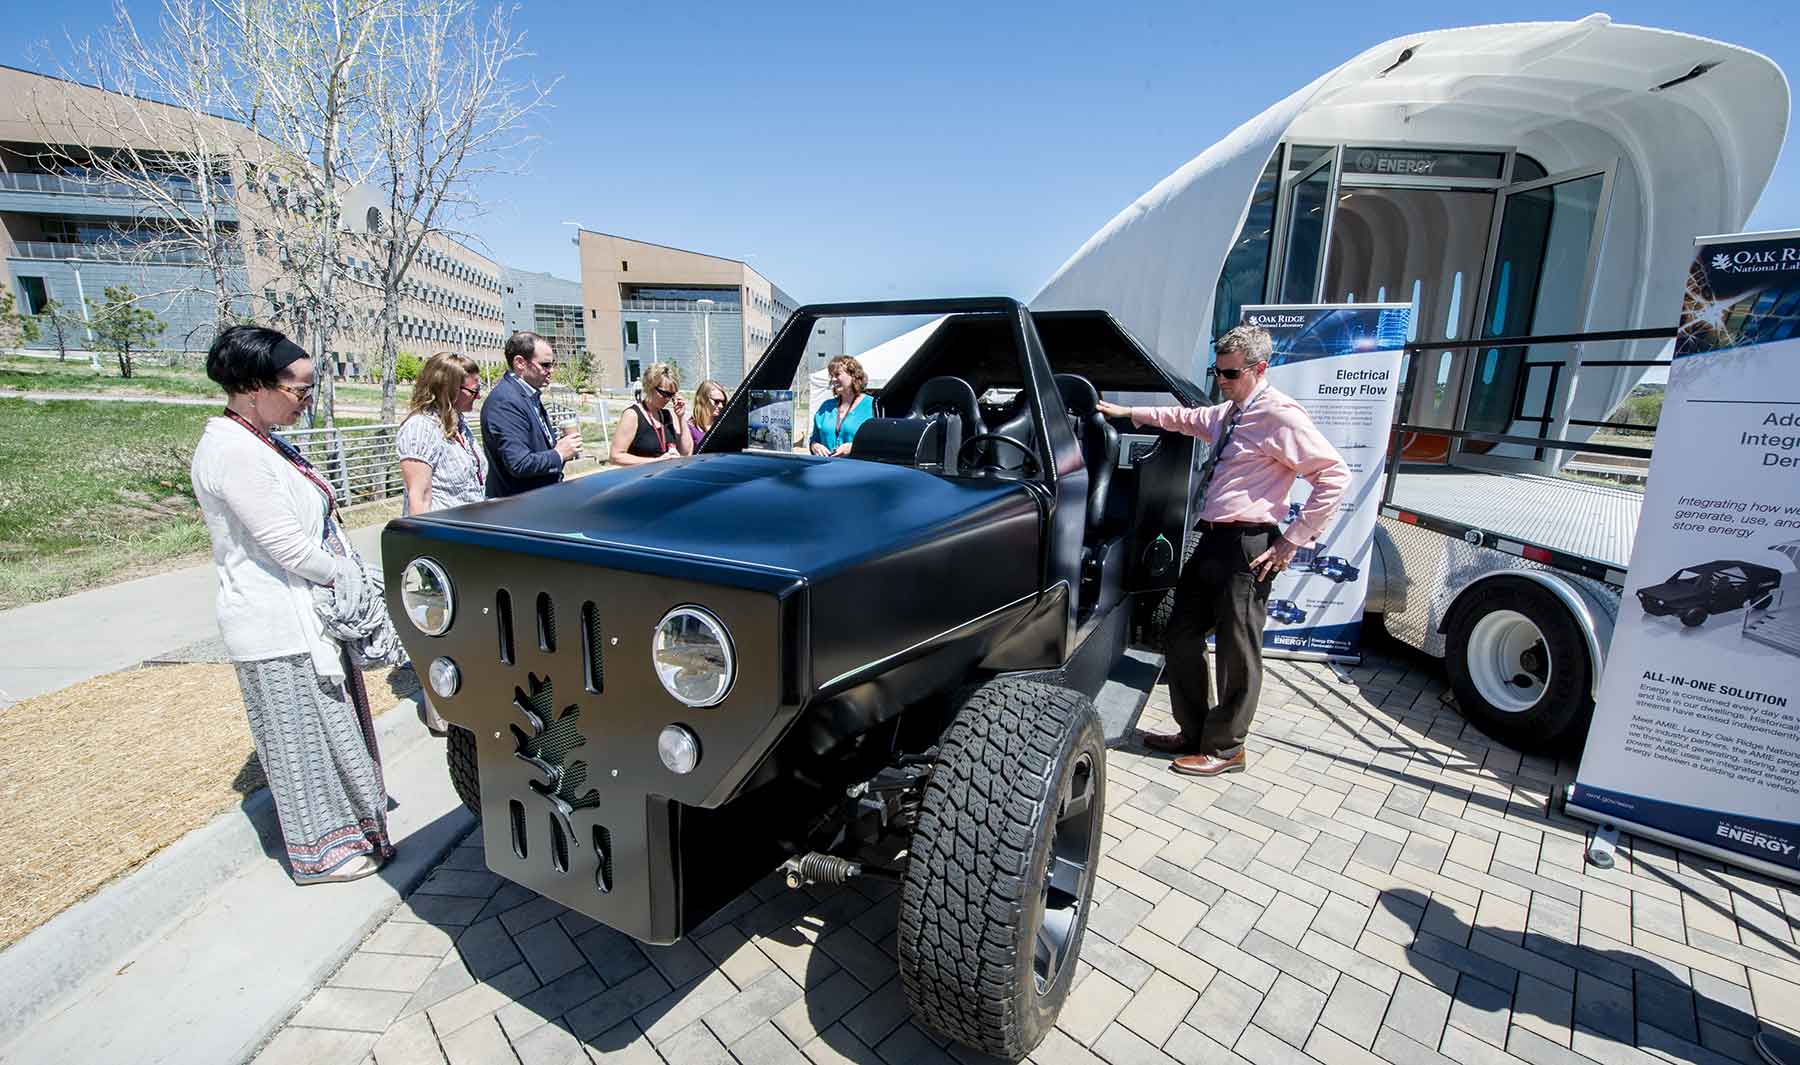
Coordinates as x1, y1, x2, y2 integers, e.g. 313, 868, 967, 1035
252, 647, 1800, 1065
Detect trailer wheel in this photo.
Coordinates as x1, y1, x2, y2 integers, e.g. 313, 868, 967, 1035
898, 680, 1104, 1061
446, 725, 483, 818
1136, 531, 1199, 651
1680, 608, 1708, 628
1445, 579, 1591, 750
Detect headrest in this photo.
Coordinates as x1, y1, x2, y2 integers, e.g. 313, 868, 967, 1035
1054, 373, 1100, 417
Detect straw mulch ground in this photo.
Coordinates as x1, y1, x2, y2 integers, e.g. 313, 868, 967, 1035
0, 662, 413, 950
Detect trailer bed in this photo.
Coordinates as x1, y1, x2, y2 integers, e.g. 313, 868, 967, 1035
1389, 467, 1643, 570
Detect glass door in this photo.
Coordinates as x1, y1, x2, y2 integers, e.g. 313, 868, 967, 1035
1272, 149, 1339, 305
1460, 167, 1610, 470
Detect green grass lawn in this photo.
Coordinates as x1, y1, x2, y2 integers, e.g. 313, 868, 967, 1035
0, 354, 220, 398
0, 398, 216, 608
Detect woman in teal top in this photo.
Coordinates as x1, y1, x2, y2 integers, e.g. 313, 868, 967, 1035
810, 355, 875, 456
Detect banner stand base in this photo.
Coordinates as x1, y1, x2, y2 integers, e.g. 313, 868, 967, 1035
1564, 798, 1800, 888
1263, 650, 1361, 665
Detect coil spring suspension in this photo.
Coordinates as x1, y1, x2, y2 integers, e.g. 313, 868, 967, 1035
780, 852, 862, 890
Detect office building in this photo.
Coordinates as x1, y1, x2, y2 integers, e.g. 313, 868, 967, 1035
501, 266, 586, 365
0, 65, 505, 374
576, 230, 802, 389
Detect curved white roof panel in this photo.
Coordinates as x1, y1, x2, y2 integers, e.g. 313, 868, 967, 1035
1032, 14, 1790, 374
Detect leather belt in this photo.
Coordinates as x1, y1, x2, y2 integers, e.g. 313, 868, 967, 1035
1195, 519, 1278, 533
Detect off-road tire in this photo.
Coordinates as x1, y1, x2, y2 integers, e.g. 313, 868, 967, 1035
897, 679, 1105, 1061
446, 725, 483, 818
1445, 578, 1592, 751
1135, 531, 1199, 651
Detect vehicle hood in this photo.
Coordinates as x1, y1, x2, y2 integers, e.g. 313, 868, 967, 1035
419, 452, 1038, 580
1637, 579, 1704, 605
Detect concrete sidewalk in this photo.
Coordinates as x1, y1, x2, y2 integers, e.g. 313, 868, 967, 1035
0, 522, 386, 708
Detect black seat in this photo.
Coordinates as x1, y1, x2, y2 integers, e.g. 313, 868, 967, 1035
907, 376, 980, 471
1054, 373, 1118, 544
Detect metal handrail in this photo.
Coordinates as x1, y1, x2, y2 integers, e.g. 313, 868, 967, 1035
10, 239, 243, 265
1379, 325, 1677, 578
282, 395, 583, 504
0, 170, 229, 202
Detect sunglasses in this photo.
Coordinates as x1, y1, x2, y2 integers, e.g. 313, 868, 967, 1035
655, 387, 677, 399
460, 384, 482, 398
708, 394, 727, 406
1208, 366, 1251, 381
276, 383, 314, 402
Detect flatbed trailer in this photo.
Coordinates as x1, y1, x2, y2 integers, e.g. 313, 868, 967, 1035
1363, 328, 1669, 749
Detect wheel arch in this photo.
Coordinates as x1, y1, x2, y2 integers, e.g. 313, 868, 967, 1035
1437, 569, 1612, 701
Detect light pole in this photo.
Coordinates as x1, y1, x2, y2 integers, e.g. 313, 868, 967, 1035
696, 297, 715, 382
647, 318, 659, 362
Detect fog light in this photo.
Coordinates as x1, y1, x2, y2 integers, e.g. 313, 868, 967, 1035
427, 656, 460, 699
658, 725, 700, 774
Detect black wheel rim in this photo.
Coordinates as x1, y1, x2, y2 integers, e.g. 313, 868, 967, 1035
1034, 752, 1096, 995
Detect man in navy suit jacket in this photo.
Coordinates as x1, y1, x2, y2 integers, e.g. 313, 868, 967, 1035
481, 332, 581, 497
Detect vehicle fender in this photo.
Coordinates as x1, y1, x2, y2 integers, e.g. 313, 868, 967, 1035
1437, 569, 1613, 702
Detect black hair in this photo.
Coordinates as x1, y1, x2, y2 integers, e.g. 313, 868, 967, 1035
206, 325, 305, 394
504, 330, 547, 369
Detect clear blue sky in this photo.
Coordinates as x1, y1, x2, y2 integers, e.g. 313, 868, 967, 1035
5, 1, 1797, 317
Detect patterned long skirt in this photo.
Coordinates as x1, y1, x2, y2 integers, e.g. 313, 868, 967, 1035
234, 649, 395, 882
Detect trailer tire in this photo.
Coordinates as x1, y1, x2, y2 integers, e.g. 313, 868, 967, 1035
1136, 532, 1199, 651
1445, 579, 1592, 750
898, 680, 1104, 1061
446, 724, 483, 818
1680, 608, 1708, 628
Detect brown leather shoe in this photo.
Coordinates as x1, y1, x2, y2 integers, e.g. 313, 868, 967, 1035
1136, 729, 1198, 755
1170, 751, 1246, 777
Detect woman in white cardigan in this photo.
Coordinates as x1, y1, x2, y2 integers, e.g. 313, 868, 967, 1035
190, 326, 393, 884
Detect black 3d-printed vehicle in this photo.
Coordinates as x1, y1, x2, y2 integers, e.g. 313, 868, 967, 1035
384, 298, 1206, 1060
1637, 559, 1781, 627
1268, 599, 1308, 624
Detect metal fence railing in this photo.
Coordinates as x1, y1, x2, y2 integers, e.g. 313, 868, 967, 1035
284, 393, 585, 507
10, 239, 241, 266
0, 170, 225, 202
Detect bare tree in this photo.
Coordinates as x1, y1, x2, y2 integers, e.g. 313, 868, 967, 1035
226, 0, 392, 428
35, 0, 256, 338
357, 0, 550, 423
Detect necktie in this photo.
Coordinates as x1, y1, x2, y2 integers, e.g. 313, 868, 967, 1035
1194, 392, 1256, 514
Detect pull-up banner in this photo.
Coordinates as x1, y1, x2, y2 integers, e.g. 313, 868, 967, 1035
1567, 230, 1800, 885
1239, 303, 1411, 662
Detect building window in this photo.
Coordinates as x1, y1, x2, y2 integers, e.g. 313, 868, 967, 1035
17, 276, 49, 315
623, 321, 639, 346
626, 359, 641, 382
621, 260, 628, 272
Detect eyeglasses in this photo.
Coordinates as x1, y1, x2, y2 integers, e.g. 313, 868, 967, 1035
460, 384, 482, 398
1208, 366, 1251, 381
655, 386, 677, 399
275, 383, 315, 402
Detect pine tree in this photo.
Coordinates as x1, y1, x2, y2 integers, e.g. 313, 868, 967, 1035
87, 286, 166, 379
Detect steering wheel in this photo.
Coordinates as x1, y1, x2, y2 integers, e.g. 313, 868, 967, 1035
957, 432, 1039, 477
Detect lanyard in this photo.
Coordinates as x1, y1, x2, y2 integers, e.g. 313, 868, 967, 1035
223, 409, 340, 521
455, 418, 484, 486
641, 404, 667, 452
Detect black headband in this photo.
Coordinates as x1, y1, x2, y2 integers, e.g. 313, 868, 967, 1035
271, 339, 309, 373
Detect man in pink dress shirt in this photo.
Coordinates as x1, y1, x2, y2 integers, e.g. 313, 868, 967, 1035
1097, 325, 1348, 776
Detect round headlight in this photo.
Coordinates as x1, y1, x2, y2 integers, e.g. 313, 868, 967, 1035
401, 558, 454, 636
658, 724, 701, 774
427, 656, 460, 699
651, 606, 735, 707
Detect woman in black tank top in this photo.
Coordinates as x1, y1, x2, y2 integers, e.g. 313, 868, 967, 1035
609, 362, 694, 466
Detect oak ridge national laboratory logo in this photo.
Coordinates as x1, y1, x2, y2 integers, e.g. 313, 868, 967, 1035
1708, 245, 1800, 274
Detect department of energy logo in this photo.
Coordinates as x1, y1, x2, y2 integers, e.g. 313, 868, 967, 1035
1707, 246, 1800, 273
